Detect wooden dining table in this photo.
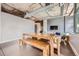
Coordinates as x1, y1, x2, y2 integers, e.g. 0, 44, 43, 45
23, 33, 61, 56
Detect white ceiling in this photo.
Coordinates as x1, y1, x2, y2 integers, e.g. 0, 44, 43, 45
6, 3, 45, 12
1, 3, 75, 20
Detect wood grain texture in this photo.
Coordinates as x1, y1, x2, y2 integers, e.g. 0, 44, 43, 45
22, 33, 61, 56
19, 38, 49, 56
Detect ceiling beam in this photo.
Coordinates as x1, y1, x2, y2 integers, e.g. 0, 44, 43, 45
65, 3, 69, 14
60, 3, 64, 16
25, 16, 42, 21
1, 3, 26, 17
42, 15, 64, 20
68, 7, 74, 16
46, 11, 52, 17
5, 3, 25, 13
31, 16, 42, 20
39, 3, 44, 7
24, 4, 58, 18
39, 3, 51, 17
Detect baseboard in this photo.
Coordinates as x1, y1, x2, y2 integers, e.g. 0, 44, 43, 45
0, 39, 19, 44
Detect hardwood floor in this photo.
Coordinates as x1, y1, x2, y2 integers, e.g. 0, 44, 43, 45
69, 34, 79, 55
0, 49, 4, 56
60, 42, 75, 56
0, 40, 75, 56
0, 40, 42, 56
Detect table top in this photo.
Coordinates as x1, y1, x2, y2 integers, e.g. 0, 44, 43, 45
23, 33, 61, 43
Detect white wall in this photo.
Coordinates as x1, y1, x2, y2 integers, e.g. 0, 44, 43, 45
43, 16, 74, 34
35, 23, 41, 33
43, 20, 47, 34
0, 12, 35, 43
47, 17, 64, 33
65, 16, 74, 33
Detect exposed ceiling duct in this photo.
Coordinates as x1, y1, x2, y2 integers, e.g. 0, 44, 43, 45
24, 4, 58, 18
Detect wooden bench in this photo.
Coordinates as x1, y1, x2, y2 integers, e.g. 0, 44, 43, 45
19, 38, 49, 56
19, 33, 61, 56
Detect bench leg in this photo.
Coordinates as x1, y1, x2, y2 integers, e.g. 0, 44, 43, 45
18, 39, 26, 46
57, 39, 60, 56
49, 41, 54, 56
43, 45, 49, 56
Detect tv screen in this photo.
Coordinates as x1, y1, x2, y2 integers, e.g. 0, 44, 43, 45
50, 26, 58, 30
